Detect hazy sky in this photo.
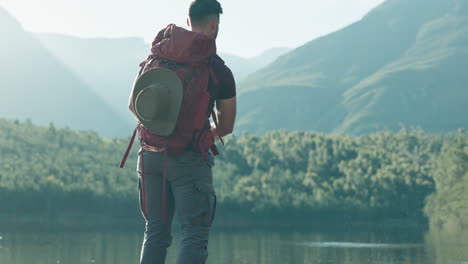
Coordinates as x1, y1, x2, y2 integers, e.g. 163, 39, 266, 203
1, 0, 385, 57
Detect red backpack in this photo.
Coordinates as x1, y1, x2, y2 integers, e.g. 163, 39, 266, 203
120, 24, 223, 167
119, 25, 224, 222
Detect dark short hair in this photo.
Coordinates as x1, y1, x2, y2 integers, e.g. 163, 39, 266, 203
189, 0, 223, 26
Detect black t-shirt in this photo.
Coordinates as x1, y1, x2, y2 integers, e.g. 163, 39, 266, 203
208, 55, 236, 112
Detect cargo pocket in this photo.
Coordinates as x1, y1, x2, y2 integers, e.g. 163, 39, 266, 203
203, 192, 217, 226
205, 151, 215, 168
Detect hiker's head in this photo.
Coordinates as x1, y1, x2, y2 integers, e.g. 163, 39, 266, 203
187, 0, 223, 39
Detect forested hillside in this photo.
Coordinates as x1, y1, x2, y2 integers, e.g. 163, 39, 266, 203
1, 119, 466, 228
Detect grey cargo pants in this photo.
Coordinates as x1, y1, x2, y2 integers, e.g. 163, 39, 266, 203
137, 149, 216, 264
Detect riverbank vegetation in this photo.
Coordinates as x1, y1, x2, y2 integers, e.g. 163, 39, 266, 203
0, 119, 466, 229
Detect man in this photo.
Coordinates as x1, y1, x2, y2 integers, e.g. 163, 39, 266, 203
128, 1, 236, 263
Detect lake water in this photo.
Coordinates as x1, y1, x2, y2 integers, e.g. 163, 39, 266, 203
0, 228, 467, 264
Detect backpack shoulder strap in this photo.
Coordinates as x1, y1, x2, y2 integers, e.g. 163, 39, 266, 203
211, 109, 224, 146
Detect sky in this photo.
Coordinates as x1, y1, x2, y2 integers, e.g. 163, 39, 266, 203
0, 0, 385, 58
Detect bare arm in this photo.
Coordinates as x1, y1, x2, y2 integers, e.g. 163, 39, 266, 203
212, 97, 236, 137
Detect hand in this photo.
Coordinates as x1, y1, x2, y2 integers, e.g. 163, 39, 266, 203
211, 125, 220, 139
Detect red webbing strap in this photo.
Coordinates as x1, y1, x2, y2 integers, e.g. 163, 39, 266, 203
120, 127, 138, 168
140, 150, 148, 217
211, 110, 224, 146
162, 150, 168, 224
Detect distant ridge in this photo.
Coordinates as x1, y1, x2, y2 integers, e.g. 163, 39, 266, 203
37, 33, 148, 125
220, 47, 291, 81
36, 32, 290, 130
237, 0, 468, 135
0, 7, 132, 138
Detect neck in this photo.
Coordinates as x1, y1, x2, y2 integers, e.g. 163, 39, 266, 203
191, 27, 212, 39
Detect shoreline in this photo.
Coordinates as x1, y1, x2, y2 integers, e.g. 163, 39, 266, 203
0, 211, 428, 232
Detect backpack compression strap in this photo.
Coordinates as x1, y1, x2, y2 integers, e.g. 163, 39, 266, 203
119, 125, 139, 168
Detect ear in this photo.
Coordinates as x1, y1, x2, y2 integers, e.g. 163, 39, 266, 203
210, 18, 218, 32
186, 17, 190, 28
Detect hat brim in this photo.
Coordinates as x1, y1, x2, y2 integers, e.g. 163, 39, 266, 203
132, 67, 183, 136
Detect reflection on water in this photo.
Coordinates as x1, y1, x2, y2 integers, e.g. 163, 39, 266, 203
0, 228, 467, 264
425, 230, 468, 264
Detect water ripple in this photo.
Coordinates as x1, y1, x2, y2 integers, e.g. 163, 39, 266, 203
299, 241, 424, 249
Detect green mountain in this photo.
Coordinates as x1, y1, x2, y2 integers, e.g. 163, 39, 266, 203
0, 7, 132, 138
238, 0, 468, 135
